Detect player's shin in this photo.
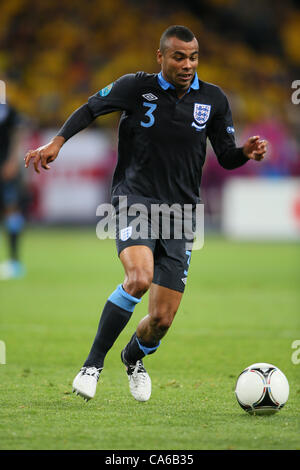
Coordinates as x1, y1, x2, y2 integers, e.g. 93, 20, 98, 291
4, 212, 25, 261
122, 332, 161, 364
83, 284, 141, 369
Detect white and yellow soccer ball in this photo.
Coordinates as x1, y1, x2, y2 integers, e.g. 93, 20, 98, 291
235, 363, 289, 415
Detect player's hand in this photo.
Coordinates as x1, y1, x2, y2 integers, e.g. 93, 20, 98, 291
242, 136, 268, 161
24, 136, 65, 174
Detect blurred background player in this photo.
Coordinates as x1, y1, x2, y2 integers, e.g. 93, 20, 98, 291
0, 102, 26, 280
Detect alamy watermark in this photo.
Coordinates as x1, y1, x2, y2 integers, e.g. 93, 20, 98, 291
96, 196, 204, 251
291, 80, 300, 104
0, 340, 6, 364
0, 80, 6, 104
291, 340, 300, 365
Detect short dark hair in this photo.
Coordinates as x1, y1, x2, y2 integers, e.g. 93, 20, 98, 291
159, 25, 195, 53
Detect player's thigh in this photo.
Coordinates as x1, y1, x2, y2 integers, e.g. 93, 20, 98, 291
120, 245, 154, 276
120, 245, 155, 296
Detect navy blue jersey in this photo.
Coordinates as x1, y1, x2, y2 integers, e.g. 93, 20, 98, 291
59, 72, 249, 204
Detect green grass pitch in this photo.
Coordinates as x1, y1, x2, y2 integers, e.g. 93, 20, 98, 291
0, 228, 299, 450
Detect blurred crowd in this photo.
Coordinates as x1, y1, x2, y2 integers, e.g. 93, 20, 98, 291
1, 0, 299, 179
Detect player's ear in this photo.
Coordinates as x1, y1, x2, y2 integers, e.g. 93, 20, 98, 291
157, 49, 163, 65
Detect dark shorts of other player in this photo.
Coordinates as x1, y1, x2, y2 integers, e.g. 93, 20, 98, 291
112, 195, 194, 293
0, 175, 24, 212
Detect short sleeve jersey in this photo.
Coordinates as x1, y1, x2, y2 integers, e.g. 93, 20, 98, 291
87, 72, 246, 205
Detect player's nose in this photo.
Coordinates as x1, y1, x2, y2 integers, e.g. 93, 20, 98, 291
181, 59, 193, 70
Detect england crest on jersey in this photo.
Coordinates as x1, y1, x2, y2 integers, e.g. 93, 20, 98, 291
120, 226, 132, 241
193, 103, 211, 125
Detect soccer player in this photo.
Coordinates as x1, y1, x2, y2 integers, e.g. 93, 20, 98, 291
24, 26, 267, 402
0, 102, 26, 280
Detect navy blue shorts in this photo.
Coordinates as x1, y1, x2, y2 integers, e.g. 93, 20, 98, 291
0, 176, 22, 210
113, 195, 194, 293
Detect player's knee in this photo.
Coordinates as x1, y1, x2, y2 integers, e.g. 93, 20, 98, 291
124, 268, 152, 297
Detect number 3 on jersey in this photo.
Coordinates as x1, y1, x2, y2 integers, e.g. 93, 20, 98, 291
140, 102, 157, 128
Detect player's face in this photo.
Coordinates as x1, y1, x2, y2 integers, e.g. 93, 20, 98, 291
157, 37, 199, 93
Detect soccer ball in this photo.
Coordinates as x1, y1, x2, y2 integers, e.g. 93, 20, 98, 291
235, 362, 289, 415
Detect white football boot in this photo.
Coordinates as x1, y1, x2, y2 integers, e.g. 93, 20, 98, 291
121, 351, 151, 402
72, 366, 102, 402
0, 260, 25, 280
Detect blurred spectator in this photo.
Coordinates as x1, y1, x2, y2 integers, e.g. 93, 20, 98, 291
0, 2, 298, 123
240, 119, 300, 177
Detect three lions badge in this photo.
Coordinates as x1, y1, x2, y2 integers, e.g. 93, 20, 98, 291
191, 103, 211, 131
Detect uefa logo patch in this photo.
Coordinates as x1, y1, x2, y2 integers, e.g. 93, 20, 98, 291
193, 103, 211, 125
98, 83, 114, 97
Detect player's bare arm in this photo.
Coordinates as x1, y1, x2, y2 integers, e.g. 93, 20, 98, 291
242, 135, 268, 161
24, 135, 65, 174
